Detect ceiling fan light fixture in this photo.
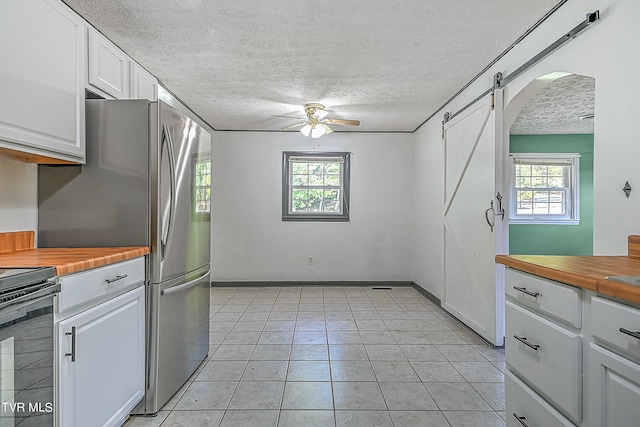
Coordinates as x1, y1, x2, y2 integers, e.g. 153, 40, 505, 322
300, 123, 312, 137
321, 123, 334, 135
314, 108, 329, 119
293, 102, 359, 138
311, 125, 326, 139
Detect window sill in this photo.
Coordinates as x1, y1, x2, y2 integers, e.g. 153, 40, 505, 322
282, 215, 350, 222
509, 218, 580, 225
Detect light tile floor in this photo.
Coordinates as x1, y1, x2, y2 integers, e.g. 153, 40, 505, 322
125, 286, 505, 427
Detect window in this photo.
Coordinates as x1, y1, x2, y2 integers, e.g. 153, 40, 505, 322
193, 155, 211, 220
510, 153, 580, 224
282, 151, 350, 222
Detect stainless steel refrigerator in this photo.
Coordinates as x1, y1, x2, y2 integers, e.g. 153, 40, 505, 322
38, 99, 211, 414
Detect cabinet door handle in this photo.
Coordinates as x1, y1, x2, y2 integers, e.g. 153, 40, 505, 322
105, 274, 128, 284
65, 326, 77, 362
513, 413, 529, 427
619, 328, 640, 340
513, 286, 540, 298
514, 335, 540, 351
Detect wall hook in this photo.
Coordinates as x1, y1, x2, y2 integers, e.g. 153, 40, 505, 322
623, 181, 632, 198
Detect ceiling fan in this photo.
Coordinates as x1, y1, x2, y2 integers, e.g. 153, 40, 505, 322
282, 103, 360, 138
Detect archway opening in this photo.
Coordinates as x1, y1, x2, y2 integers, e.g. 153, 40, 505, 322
505, 73, 595, 255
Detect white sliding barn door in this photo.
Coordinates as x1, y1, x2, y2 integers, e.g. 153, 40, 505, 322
443, 92, 505, 346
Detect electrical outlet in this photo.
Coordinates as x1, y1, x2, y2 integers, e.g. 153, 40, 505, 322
307, 256, 313, 265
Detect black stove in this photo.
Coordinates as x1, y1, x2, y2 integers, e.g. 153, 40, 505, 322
1, 266, 58, 426
0, 267, 56, 306
0, 267, 55, 288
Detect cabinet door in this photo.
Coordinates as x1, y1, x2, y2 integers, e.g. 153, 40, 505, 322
0, 0, 85, 162
88, 30, 130, 99
58, 286, 144, 427
131, 63, 158, 101
589, 343, 640, 427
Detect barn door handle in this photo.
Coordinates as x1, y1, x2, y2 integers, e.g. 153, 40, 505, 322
496, 192, 505, 220
485, 201, 495, 232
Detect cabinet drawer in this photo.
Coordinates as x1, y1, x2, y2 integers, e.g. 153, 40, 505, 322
506, 301, 582, 422
506, 269, 582, 328
505, 370, 576, 427
58, 257, 145, 313
592, 296, 640, 361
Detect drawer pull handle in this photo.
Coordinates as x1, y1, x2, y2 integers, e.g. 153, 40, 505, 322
65, 326, 76, 362
105, 274, 128, 284
514, 335, 540, 351
514, 286, 540, 298
513, 413, 529, 427
619, 328, 640, 340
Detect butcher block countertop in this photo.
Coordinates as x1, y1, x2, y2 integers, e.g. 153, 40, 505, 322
0, 247, 149, 276
0, 231, 149, 276
496, 235, 640, 305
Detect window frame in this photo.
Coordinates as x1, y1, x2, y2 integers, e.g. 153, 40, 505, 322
282, 151, 351, 222
192, 153, 211, 221
509, 153, 580, 225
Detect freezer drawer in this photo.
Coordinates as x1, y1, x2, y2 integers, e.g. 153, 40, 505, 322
144, 267, 210, 414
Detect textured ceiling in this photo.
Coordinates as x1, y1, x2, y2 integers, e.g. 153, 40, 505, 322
511, 74, 595, 135
63, 0, 565, 133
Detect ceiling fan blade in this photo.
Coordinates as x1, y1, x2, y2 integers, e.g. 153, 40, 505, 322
272, 114, 306, 120
281, 121, 307, 130
323, 118, 360, 126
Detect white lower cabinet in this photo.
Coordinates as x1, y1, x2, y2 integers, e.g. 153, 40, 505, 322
588, 295, 640, 427
588, 343, 640, 427
505, 370, 575, 427
505, 267, 640, 427
56, 259, 145, 427
505, 269, 583, 426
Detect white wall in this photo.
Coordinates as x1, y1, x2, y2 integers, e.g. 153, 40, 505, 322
412, 0, 640, 299
211, 131, 414, 282
0, 154, 38, 234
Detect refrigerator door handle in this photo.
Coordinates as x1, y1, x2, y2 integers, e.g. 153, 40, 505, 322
161, 270, 211, 296
160, 124, 177, 259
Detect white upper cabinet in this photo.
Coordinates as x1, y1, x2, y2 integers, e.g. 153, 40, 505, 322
87, 30, 131, 99
131, 62, 158, 101
0, 0, 85, 163
87, 28, 158, 101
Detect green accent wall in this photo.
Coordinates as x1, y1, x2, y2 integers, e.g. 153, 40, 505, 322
509, 134, 593, 255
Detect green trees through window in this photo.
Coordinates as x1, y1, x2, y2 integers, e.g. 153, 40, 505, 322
194, 156, 211, 217
510, 153, 580, 224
